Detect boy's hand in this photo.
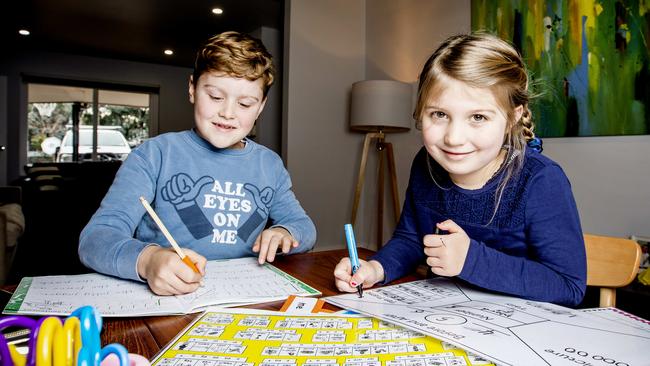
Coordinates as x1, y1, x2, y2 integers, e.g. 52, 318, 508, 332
252, 227, 298, 264
334, 258, 385, 293
137, 246, 206, 295
423, 219, 470, 277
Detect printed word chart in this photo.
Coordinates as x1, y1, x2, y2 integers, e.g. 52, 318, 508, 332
151, 309, 494, 366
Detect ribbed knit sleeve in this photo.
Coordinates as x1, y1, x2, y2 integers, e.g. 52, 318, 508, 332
459, 163, 586, 306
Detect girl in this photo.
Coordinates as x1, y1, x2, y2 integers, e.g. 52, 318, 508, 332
334, 33, 586, 306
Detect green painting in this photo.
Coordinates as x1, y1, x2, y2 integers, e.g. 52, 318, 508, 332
472, 0, 650, 137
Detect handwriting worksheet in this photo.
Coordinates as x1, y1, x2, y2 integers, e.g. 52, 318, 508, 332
325, 278, 649, 366
151, 308, 494, 366
3, 258, 319, 317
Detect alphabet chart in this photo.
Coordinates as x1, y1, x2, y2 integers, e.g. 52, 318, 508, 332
150, 308, 494, 366
325, 278, 650, 366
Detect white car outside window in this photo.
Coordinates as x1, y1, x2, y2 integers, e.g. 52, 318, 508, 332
56, 127, 131, 162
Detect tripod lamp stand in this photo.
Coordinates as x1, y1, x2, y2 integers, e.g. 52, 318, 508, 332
349, 80, 412, 248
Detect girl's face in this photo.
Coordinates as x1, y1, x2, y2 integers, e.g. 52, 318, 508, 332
420, 77, 520, 189
189, 72, 266, 149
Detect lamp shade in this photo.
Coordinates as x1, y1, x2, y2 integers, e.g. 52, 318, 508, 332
350, 80, 412, 133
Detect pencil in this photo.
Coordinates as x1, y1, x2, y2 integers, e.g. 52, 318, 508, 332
139, 196, 201, 274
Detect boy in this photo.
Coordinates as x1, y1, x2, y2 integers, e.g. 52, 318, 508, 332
79, 31, 316, 295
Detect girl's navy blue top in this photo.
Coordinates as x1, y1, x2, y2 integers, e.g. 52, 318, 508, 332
371, 147, 587, 306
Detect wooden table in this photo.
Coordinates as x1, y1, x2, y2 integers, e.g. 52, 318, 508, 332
97, 248, 424, 359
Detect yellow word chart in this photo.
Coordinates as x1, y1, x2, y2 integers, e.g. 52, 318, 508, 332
151, 308, 494, 366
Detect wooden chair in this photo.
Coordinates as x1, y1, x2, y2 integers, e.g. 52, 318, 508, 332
584, 234, 642, 307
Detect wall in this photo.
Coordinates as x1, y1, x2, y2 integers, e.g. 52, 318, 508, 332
286, 0, 649, 252
250, 26, 283, 154
283, 0, 472, 251
2, 51, 194, 183
0, 77, 7, 186
362, 0, 472, 248
284, 0, 366, 251
1, 28, 284, 184
362, 0, 650, 241
544, 136, 650, 238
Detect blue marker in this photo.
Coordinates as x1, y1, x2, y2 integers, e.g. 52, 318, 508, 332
344, 224, 363, 298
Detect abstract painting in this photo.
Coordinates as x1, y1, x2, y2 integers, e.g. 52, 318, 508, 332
472, 0, 649, 137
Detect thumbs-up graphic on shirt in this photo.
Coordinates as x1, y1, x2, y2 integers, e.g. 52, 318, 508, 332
238, 183, 275, 242
161, 173, 214, 239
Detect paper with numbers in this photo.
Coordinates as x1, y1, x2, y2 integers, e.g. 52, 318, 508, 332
324, 278, 650, 366
3, 258, 319, 317
150, 308, 494, 366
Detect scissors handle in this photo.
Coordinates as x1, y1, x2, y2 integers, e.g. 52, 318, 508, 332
72, 306, 102, 365
101, 344, 129, 366
0, 316, 37, 366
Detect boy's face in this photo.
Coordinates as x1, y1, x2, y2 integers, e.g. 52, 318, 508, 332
189, 72, 266, 149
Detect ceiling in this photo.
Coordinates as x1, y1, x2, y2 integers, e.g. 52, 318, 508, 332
2, 0, 283, 68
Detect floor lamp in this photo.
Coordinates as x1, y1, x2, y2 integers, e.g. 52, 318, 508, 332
349, 80, 412, 248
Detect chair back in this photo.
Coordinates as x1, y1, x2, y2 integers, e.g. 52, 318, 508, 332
584, 234, 642, 307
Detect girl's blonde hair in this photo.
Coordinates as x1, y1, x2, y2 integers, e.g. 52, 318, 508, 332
192, 31, 275, 97
414, 33, 537, 224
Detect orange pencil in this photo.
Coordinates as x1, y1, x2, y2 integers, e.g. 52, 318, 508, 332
139, 196, 201, 274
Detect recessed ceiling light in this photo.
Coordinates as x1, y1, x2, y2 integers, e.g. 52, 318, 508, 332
18, 29, 30, 36
212, 8, 223, 15
164, 49, 174, 55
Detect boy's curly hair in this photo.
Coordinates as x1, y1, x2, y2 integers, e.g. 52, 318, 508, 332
192, 31, 275, 97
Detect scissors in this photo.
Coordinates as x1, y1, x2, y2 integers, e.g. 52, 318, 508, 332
0, 316, 37, 366
69, 307, 128, 366
31, 307, 128, 366
31, 315, 80, 366
1, 306, 130, 366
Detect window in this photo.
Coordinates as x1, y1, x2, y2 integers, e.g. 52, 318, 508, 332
27, 83, 151, 163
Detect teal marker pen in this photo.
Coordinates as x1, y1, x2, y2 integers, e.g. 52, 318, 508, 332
344, 224, 363, 298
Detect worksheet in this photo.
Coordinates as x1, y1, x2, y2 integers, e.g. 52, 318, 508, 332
151, 308, 494, 366
3, 258, 319, 317
580, 307, 650, 335
325, 279, 650, 366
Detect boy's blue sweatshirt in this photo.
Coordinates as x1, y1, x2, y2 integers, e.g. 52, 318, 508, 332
79, 130, 316, 281
372, 147, 586, 306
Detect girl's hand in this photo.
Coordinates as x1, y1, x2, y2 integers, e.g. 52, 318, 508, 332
333, 258, 385, 292
423, 219, 470, 277
252, 227, 299, 264
137, 246, 206, 295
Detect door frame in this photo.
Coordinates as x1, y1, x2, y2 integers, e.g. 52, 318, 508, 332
0, 76, 7, 186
